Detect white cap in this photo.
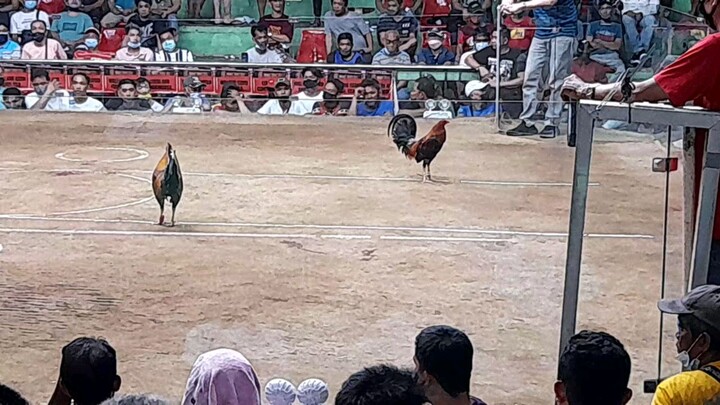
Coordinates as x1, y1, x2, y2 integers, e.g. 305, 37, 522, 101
296, 379, 329, 405
464, 80, 489, 97
265, 379, 297, 405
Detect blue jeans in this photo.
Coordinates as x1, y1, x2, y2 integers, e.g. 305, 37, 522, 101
622, 14, 657, 53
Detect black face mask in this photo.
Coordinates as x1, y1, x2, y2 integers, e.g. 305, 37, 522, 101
32, 32, 45, 42
0, 78, 5, 87
0, 34, 8, 45
303, 79, 318, 89
323, 92, 339, 108
700, 0, 719, 29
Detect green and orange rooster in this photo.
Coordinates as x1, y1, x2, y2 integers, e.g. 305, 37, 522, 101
388, 114, 449, 182
152, 143, 183, 226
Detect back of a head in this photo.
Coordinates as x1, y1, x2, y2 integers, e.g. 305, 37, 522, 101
335, 364, 426, 405
414, 325, 473, 397
0, 384, 29, 405
101, 394, 171, 405
60, 337, 119, 405
558, 330, 631, 405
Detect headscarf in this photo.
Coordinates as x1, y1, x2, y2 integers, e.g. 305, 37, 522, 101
182, 349, 262, 405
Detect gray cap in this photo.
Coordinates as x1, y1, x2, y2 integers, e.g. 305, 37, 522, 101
658, 285, 720, 330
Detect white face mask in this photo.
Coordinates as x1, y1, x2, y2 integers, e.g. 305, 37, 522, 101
677, 335, 703, 371
474, 41, 489, 51
427, 39, 442, 49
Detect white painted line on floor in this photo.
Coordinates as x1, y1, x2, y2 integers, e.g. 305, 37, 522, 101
381, 235, 511, 243
48, 196, 155, 216
320, 234, 373, 240
0, 215, 655, 240
55, 147, 149, 163
460, 180, 601, 187
0, 228, 319, 239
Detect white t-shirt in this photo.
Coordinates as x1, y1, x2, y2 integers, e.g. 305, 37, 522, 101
459, 50, 475, 67
257, 99, 304, 115
292, 91, 323, 115
10, 10, 51, 35
245, 47, 284, 63
42, 95, 106, 112
25, 90, 69, 109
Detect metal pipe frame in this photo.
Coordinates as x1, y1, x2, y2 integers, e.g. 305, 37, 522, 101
560, 99, 720, 364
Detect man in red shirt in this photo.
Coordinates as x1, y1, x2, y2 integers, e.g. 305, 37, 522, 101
561, 0, 720, 284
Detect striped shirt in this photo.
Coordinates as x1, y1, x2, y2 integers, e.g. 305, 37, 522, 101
154, 48, 194, 62
533, 0, 578, 39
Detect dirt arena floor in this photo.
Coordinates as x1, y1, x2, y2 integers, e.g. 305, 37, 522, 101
0, 112, 687, 404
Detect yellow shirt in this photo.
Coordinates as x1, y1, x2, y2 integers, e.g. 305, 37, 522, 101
652, 361, 720, 405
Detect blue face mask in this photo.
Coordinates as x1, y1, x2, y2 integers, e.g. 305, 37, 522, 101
25, 0, 37, 9
161, 39, 176, 52
84, 38, 98, 49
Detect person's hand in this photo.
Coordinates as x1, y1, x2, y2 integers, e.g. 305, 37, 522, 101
46, 79, 61, 96
354, 87, 364, 98
561, 74, 597, 101
500, 2, 524, 15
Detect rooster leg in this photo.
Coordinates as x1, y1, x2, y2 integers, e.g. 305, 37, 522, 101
157, 200, 165, 225
169, 206, 177, 227
427, 164, 433, 182
421, 165, 427, 183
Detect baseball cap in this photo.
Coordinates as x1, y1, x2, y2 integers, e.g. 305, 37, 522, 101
464, 80, 488, 97
183, 76, 206, 88
658, 285, 720, 330
84, 27, 101, 36
427, 29, 444, 40
466, 0, 484, 14
274, 78, 291, 88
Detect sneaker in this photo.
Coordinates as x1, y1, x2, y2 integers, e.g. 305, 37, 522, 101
539, 125, 557, 139
506, 121, 538, 136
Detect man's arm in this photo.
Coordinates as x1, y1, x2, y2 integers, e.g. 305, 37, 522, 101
501, 0, 557, 14
363, 31, 374, 54
499, 71, 524, 88
325, 32, 333, 54
0, 0, 19, 12
399, 35, 417, 52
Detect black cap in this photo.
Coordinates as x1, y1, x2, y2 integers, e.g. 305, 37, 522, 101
658, 285, 720, 330
427, 28, 444, 40
466, 0, 484, 14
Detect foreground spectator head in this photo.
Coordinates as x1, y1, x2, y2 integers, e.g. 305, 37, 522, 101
182, 76, 206, 95
597, 0, 614, 20
31, 19, 47, 43
336, 365, 426, 405
464, 80, 488, 101
331, 0, 348, 16
272, 78, 292, 98
136, 77, 152, 97
301, 67, 324, 90
414, 325, 474, 400
117, 79, 137, 100
359, 78, 381, 107
0, 383, 29, 405
472, 27, 490, 51
382, 29, 400, 53
426, 29, 444, 50
84, 27, 100, 49
30, 68, 51, 94
465, 1, 483, 24
101, 394, 171, 405
125, 26, 143, 48
410, 76, 438, 100
2, 87, 25, 109
337, 32, 353, 56
658, 284, 720, 370
158, 27, 179, 52
60, 337, 121, 405
251, 25, 269, 50
219, 83, 242, 111
135, 0, 152, 17
385, 0, 401, 15
182, 348, 261, 405
555, 331, 632, 405
490, 27, 509, 50
71, 73, 91, 95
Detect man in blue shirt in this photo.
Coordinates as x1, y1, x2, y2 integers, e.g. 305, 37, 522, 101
327, 32, 367, 64
586, 0, 625, 80
50, 0, 94, 49
0, 23, 21, 60
349, 78, 394, 117
501, 0, 578, 137
417, 29, 456, 65
458, 80, 496, 117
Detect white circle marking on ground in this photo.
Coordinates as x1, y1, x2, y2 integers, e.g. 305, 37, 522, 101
55, 147, 149, 163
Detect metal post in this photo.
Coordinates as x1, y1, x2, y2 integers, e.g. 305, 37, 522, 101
690, 124, 720, 288
558, 103, 595, 366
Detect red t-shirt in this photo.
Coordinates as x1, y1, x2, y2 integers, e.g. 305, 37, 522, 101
39, 0, 66, 15
504, 15, 534, 51
655, 33, 720, 239
73, 50, 116, 60
421, 0, 452, 25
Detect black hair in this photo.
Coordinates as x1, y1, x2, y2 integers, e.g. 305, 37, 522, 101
60, 337, 119, 405
136, 77, 150, 86
220, 82, 241, 98
31, 19, 47, 29
301, 67, 324, 79
337, 32, 353, 44
126, 25, 142, 35
473, 26, 489, 38
332, 0, 349, 6
0, 383, 29, 405
335, 365, 427, 405
558, 330, 631, 405
117, 79, 136, 89
678, 314, 720, 351
251, 24, 267, 37
134, 0, 151, 7
72, 72, 91, 85
497, 27, 510, 43
360, 78, 380, 91
3, 87, 22, 97
31, 68, 50, 81
414, 325, 473, 397
326, 78, 345, 93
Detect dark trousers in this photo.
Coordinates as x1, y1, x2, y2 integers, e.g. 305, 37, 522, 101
708, 240, 720, 285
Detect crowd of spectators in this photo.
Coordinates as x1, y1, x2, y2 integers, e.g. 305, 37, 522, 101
2, 286, 720, 405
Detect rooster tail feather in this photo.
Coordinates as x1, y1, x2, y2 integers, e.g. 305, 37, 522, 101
387, 114, 417, 157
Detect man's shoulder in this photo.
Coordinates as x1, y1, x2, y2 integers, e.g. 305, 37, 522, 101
658, 367, 720, 393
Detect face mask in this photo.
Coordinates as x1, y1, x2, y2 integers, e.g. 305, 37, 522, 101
161, 39, 176, 52
303, 79, 318, 89
428, 39, 442, 49
323, 92, 339, 108
84, 38, 98, 49
677, 335, 703, 371
32, 32, 45, 43
127, 40, 141, 49
24, 0, 37, 9
35, 86, 46, 95
475, 41, 489, 51
0, 34, 8, 45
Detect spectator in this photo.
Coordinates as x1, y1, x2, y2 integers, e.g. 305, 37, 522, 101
586, 0, 625, 79
467, 27, 525, 117
0, 383, 29, 405
182, 349, 261, 405
327, 32, 366, 64
74, 27, 115, 59
349, 78, 394, 116
101, 394, 171, 405
501, 0, 578, 137
458, 27, 488, 65
420, 0, 452, 26
212, 0, 232, 25
150, 0, 179, 29
163, 76, 211, 113
312, 77, 348, 115
245, 25, 283, 63
372, 29, 411, 65
1, 86, 26, 109
0, 0, 20, 33
259, 0, 293, 48
115, 26, 155, 60
154, 26, 193, 61
21, 20, 67, 59
48, 337, 121, 405
294, 66, 324, 115
135, 77, 164, 111
456, 0, 492, 56
256, 78, 301, 115
458, 80, 495, 117
621, 0, 658, 62
376, 0, 418, 59
34, 72, 106, 111
504, 10, 534, 51
101, 0, 136, 28
324, 0, 372, 55
38, 0, 65, 17
127, 0, 158, 47
10, 0, 49, 43
80, 0, 105, 23
105, 79, 153, 111
398, 76, 440, 116
336, 365, 427, 405
25, 68, 69, 108
418, 29, 455, 65
0, 22, 21, 59
212, 83, 243, 112
414, 325, 487, 405
50, 0, 93, 50
555, 331, 632, 405
653, 285, 720, 405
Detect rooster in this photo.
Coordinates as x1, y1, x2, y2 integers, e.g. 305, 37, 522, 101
388, 114, 449, 182
152, 143, 183, 226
